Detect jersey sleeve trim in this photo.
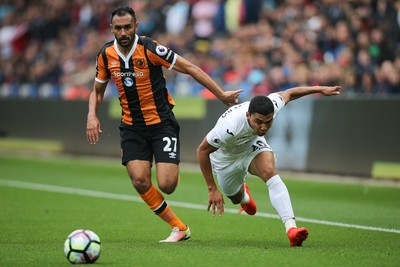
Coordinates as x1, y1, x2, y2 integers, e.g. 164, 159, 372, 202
167, 54, 177, 70
95, 77, 109, 83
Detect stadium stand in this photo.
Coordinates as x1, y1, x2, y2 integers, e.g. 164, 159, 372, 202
0, 0, 399, 100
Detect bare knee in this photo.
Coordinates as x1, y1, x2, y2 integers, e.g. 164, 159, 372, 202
258, 159, 277, 182
128, 171, 152, 194
157, 177, 178, 195
261, 168, 277, 183
126, 161, 152, 194
249, 152, 277, 183
130, 176, 151, 194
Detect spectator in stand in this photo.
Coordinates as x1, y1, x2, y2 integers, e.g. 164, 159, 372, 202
165, 0, 190, 35
191, 0, 218, 40
1, 0, 400, 99
376, 60, 400, 94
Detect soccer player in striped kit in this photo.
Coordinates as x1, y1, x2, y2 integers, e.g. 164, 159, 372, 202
86, 6, 242, 242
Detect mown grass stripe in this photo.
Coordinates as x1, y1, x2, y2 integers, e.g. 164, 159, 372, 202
1, 178, 399, 234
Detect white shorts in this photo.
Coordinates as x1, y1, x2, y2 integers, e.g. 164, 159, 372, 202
210, 137, 273, 196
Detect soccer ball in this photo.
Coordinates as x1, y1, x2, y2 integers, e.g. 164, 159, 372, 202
64, 229, 101, 264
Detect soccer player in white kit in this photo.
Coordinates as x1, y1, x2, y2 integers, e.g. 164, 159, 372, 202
197, 85, 341, 246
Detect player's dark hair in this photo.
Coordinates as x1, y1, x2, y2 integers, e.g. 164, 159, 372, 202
111, 6, 136, 23
248, 95, 274, 115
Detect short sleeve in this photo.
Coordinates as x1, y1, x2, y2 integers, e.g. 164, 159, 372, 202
267, 93, 285, 117
95, 52, 110, 83
206, 126, 223, 149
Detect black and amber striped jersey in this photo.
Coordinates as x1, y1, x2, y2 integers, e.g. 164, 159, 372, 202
95, 35, 177, 126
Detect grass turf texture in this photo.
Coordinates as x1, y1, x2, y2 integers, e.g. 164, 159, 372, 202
0, 155, 399, 266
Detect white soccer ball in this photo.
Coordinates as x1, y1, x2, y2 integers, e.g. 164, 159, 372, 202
64, 229, 101, 264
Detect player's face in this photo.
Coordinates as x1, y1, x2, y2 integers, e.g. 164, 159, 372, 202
111, 14, 138, 48
246, 112, 273, 136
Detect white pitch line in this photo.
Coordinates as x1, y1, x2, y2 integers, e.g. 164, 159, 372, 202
1, 179, 399, 234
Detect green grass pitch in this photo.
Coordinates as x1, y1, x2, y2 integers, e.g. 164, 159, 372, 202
0, 155, 399, 266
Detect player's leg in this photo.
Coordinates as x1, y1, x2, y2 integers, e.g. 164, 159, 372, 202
126, 160, 184, 231
249, 151, 308, 246
125, 160, 189, 242
155, 162, 180, 194
213, 160, 257, 215
120, 123, 189, 242
120, 123, 154, 194
152, 118, 181, 194
126, 160, 174, 225
249, 151, 294, 224
152, 121, 190, 242
236, 182, 257, 215
155, 162, 190, 242
126, 160, 153, 194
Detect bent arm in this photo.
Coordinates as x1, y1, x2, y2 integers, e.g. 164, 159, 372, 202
197, 137, 219, 191
173, 55, 242, 107
197, 137, 225, 216
86, 81, 107, 144
278, 85, 342, 104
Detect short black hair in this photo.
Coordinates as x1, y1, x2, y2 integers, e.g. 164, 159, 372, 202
111, 6, 136, 23
248, 95, 274, 115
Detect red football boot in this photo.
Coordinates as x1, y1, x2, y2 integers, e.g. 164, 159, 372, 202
238, 183, 257, 215
287, 227, 309, 246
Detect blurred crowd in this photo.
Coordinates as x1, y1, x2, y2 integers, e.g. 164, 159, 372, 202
0, 0, 399, 101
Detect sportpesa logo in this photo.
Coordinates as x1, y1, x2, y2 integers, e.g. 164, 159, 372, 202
113, 71, 144, 77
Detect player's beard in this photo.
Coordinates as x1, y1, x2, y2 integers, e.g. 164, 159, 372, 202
117, 33, 135, 48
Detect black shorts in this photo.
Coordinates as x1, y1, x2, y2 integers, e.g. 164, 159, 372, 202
119, 120, 180, 165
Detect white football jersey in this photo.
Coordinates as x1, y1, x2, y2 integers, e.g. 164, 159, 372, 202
206, 93, 285, 165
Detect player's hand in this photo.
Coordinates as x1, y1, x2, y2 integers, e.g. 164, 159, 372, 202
86, 115, 102, 144
221, 89, 243, 107
207, 189, 225, 217
321, 86, 342, 96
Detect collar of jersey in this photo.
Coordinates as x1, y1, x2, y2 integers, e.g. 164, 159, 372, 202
114, 34, 139, 69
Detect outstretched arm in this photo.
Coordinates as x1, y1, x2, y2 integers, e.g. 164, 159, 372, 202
86, 81, 107, 144
173, 55, 243, 107
197, 137, 225, 217
278, 85, 342, 104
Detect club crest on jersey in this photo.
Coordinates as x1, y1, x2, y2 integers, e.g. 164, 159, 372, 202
156, 45, 168, 56
135, 58, 145, 69
124, 77, 134, 87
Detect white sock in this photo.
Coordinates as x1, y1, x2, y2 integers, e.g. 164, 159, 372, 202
240, 187, 250, 204
266, 174, 296, 233
284, 219, 297, 233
